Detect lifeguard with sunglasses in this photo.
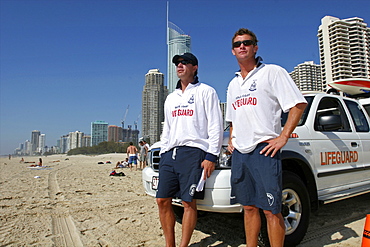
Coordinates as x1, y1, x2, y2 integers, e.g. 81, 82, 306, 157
156, 52, 223, 247
226, 28, 307, 247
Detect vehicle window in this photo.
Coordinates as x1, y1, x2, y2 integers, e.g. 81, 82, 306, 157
314, 97, 351, 132
281, 96, 313, 127
363, 104, 370, 117
344, 100, 369, 132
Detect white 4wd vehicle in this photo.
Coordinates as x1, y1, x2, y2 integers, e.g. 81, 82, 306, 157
142, 92, 370, 246
360, 97, 370, 117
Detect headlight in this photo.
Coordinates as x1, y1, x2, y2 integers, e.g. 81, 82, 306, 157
218, 146, 232, 168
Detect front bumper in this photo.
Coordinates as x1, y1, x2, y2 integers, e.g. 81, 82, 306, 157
142, 166, 243, 213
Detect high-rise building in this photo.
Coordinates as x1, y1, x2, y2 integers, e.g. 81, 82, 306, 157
91, 121, 108, 146
69, 131, 84, 150
24, 140, 31, 155
60, 135, 69, 153
167, 17, 191, 93
290, 61, 323, 92
81, 135, 91, 147
220, 102, 227, 130
108, 125, 122, 142
142, 69, 167, 144
31, 130, 40, 153
318, 16, 370, 91
38, 134, 46, 154
122, 125, 140, 144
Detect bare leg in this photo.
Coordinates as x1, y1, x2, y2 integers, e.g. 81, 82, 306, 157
156, 198, 176, 247
180, 200, 197, 247
264, 210, 285, 247
243, 205, 261, 247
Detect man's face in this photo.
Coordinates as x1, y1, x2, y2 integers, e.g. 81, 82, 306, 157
176, 59, 198, 79
232, 34, 258, 61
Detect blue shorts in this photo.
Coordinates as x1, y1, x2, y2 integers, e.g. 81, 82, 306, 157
230, 143, 282, 214
156, 146, 205, 202
128, 155, 137, 165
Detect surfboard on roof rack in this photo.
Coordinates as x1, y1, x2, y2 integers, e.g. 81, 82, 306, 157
328, 78, 370, 97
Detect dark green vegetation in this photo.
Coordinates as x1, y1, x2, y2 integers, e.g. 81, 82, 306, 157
67, 141, 132, 155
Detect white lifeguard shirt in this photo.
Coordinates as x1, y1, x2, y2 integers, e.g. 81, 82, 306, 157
226, 62, 306, 154
160, 80, 223, 159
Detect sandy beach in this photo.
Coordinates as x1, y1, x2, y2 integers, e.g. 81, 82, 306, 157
1, 154, 368, 246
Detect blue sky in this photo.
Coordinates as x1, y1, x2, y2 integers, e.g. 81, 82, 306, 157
1, 0, 369, 155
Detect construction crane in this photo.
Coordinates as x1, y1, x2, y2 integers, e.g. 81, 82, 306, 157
134, 112, 141, 130
121, 105, 129, 129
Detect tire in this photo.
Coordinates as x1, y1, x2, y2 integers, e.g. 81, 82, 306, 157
282, 171, 310, 247
258, 171, 311, 247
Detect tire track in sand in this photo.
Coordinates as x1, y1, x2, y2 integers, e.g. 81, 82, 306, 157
48, 165, 83, 247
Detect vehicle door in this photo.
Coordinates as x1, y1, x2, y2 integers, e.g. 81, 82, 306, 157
310, 96, 363, 192
343, 99, 370, 177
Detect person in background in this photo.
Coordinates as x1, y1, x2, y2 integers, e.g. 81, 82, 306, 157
126, 142, 138, 171
156, 52, 223, 247
139, 140, 149, 169
226, 28, 307, 247
38, 158, 43, 167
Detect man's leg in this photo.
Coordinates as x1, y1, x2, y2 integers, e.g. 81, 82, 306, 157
156, 198, 176, 247
180, 200, 197, 247
243, 205, 261, 247
264, 210, 285, 247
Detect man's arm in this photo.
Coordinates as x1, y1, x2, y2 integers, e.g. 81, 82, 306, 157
227, 123, 234, 153
260, 103, 307, 157
202, 88, 223, 179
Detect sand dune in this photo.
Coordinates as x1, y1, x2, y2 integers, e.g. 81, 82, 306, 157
0, 154, 368, 246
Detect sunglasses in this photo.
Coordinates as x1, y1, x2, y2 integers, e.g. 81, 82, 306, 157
232, 40, 255, 48
174, 60, 193, 66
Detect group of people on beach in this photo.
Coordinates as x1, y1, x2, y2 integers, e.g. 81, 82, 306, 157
112, 140, 149, 171
155, 28, 307, 247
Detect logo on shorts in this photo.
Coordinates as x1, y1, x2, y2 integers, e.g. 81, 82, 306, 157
189, 184, 196, 196
266, 193, 274, 206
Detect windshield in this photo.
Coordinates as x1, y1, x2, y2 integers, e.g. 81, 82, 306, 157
281, 96, 313, 127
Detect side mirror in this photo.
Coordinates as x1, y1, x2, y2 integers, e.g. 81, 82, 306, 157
318, 115, 342, 131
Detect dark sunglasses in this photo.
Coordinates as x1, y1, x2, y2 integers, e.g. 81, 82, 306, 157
232, 40, 255, 48
174, 60, 193, 66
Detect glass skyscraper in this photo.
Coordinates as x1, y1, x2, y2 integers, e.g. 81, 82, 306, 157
167, 21, 191, 93
31, 130, 40, 153
91, 121, 108, 146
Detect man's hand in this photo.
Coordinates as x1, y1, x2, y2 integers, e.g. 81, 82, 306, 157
260, 135, 289, 157
261, 103, 307, 157
227, 139, 235, 154
201, 160, 215, 179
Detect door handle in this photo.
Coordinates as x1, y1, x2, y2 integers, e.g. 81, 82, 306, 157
351, 142, 359, 147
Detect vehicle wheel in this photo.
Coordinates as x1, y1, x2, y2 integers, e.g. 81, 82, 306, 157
282, 171, 310, 247
258, 172, 310, 247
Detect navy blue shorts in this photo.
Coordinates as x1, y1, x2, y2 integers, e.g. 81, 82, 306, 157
230, 143, 282, 214
128, 155, 137, 165
156, 146, 205, 202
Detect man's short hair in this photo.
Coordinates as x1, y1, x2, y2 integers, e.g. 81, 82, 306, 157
232, 28, 259, 48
